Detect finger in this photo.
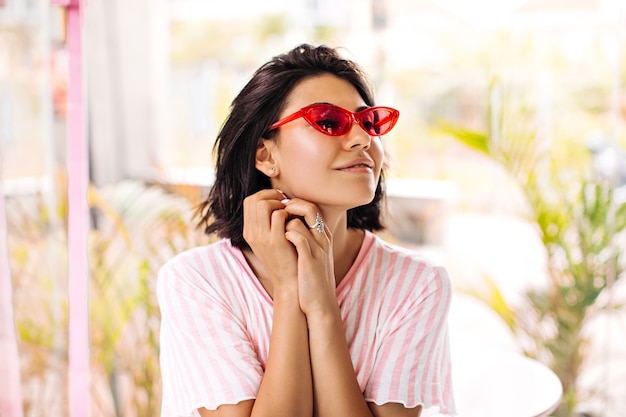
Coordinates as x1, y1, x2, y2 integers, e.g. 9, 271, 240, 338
243, 189, 290, 212
250, 188, 290, 201
244, 191, 287, 213
284, 226, 313, 257
286, 217, 330, 250
281, 199, 323, 231
308, 212, 325, 234
269, 209, 289, 241
242, 190, 288, 242
243, 199, 283, 236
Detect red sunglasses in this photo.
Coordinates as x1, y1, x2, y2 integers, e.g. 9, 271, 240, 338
267, 103, 400, 137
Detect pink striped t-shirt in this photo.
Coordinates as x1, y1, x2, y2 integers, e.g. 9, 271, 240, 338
157, 231, 456, 416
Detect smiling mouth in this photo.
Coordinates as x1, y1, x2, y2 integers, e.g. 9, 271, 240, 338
338, 163, 373, 171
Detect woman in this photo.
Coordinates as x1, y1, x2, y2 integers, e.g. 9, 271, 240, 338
157, 44, 456, 417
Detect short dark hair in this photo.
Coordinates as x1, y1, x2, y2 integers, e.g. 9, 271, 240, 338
196, 43, 387, 249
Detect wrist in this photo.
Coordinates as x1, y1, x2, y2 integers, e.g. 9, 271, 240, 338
305, 303, 341, 325
272, 284, 302, 310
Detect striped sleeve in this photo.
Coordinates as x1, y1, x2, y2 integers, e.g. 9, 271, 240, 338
157, 248, 263, 417
364, 259, 456, 415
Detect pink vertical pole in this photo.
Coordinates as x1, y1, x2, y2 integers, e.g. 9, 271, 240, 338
51, 0, 90, 415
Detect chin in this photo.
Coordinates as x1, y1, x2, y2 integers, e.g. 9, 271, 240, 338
353, 194, 376, 208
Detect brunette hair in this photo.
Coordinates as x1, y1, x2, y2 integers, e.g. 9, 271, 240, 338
196, 43, 387, 249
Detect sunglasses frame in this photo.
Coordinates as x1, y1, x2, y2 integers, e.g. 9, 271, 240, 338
267, 103, 399, 137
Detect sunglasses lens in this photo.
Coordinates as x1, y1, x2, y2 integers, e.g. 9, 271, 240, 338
305, 106, 351, 136
360, 108, 397, 136
301, 104, 398, 136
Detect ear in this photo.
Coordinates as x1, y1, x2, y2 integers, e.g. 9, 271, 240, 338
255, 139, 278, 176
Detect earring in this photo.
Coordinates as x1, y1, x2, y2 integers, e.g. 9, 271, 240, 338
268, 167, 276, 175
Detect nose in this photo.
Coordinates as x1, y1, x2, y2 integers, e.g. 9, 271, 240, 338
343, 120, 372, 150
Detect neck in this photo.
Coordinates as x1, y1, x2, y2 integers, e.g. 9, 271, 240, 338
333, 228, 365, 286
243, 212, 365, 294
321, 210, 365, 286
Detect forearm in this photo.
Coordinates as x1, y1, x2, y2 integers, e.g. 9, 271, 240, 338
251, 288, 313, 417
307, 307, 373, 417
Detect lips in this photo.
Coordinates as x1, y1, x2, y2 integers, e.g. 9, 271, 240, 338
335, 158, 374, 170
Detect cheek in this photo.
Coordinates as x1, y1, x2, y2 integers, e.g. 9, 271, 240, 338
294, 137, 324, 157
279, 136, 332, 169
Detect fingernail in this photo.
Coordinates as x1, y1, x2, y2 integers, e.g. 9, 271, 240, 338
276, 189, 289, 199
281, 198, 290, 204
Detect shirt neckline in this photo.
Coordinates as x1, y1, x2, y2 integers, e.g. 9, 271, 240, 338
228, 241, 274, 306
335, 230, 375, 297
228, 231, 376, 305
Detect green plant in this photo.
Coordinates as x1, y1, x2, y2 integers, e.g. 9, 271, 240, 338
89, 180, 208, 416
8, 184, 68, 416
9, 177, 208, 416
439, 77, 626, 416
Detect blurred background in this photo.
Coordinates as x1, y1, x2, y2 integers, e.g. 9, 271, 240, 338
1, 0, 626, 416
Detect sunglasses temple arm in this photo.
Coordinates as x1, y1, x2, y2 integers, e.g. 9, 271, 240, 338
268, 110, 304, 131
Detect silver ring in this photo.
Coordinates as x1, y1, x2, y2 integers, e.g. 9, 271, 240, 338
309, 212, 324, 233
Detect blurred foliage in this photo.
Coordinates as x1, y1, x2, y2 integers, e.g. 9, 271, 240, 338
170, 14, 288, 66
8, 175, 208, 416
440, 76, 626, 416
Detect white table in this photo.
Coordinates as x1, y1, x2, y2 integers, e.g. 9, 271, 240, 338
453, 349, 563, 417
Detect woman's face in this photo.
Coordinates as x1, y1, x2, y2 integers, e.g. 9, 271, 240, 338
263, 73, 384, 210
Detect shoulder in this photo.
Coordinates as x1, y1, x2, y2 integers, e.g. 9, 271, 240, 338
367, 232, 452, 300
157, 239, 240, 299
368, 232, 447, 275
159, 239, 231, 275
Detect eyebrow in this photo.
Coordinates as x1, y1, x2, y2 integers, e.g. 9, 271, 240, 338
310, 102, 371, 112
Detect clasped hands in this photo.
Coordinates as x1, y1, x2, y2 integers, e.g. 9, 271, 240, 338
242, 189, 337, 317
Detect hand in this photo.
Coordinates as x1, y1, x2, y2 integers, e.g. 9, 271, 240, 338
242, 189, 298, 290
282, 199, 337, 317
